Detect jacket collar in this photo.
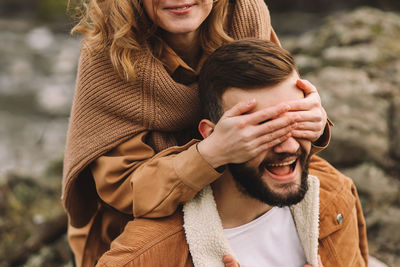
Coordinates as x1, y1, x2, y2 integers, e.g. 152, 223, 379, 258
183, 175, 320, 267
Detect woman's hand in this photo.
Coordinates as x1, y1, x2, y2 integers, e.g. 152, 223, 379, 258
286, 79, 327, 142
223, 255, 239, 267
197, 99, 297, 169
223, 254, 324, 267
304, 255, 324, 267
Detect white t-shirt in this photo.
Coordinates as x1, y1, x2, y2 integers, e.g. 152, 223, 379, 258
223, 206, 307, 267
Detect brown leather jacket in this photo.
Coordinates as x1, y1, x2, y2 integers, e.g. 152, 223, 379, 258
96, 156, 368, 267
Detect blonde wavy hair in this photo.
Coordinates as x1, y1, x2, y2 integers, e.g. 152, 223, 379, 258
69, 0, 233, 81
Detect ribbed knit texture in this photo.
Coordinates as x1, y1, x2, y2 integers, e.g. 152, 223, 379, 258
62, 0, 274, 227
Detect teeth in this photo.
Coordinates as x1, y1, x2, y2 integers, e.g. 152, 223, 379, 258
175, 6, 189, 10
268, 159, 296, 167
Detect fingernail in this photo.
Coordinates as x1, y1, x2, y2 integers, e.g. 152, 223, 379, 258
247, 99, 256, 105
297, 79, 305, 86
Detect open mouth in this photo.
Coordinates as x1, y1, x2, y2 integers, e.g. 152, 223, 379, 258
264, 158, 297, 176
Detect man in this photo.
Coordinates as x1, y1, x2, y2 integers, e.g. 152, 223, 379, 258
96, 39, 368, 267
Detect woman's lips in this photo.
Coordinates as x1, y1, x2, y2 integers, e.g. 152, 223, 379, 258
164, 3, 195, 15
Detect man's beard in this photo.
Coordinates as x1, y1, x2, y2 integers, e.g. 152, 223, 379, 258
228, 151, 310, 207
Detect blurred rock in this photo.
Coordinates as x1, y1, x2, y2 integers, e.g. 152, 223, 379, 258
281, 7, 400, 172
267, 0, 400, 13
0, 172, 67, 266
26, 27, 55, 51
0, 23, 80, 114
391, 95, 400, 160
343, 163, 400, 262
280, 7, 400, 265
343, 164, 400, 213
0, 21, 80, 177
308, 67, 391, 167
366, 207, 400, 262
322, 44, 380, 66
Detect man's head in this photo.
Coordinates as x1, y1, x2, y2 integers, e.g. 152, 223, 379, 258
198, 39, 311, 207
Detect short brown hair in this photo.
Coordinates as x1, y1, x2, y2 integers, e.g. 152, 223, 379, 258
198, 39, 297, 122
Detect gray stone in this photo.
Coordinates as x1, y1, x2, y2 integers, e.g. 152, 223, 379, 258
25, 27, 55, 51
306, 67, 390, 166
342, 164, 400, 211
366, 207, 400, 256
322, 45, 381, 66
390, 95, 400, 160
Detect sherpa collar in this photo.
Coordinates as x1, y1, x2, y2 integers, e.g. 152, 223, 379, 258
183, 174, 320, 267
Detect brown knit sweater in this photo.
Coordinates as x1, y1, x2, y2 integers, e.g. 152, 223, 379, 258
62, 0, 277, 228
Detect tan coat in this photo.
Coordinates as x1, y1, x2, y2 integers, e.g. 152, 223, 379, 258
64, 1, 283, 266
96, 156, 368, 267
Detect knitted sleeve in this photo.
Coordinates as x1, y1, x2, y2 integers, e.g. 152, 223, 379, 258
62, 48, 148, 227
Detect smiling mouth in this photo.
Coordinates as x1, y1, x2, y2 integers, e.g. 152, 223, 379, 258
165, 4, 194, 10
265, 158, 297, 176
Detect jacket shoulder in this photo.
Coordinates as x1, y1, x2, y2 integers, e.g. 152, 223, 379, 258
309, 155, 358, 237
97, 211, 193, 267
309, 155, 355, 211
310, 156, 368, 266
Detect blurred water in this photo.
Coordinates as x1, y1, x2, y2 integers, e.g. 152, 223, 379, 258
0, 19, 80, 177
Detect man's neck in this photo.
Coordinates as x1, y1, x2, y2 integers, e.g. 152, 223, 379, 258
211, 172, 273, 229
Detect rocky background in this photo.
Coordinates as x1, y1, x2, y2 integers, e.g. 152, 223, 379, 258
0, 0, 399, 266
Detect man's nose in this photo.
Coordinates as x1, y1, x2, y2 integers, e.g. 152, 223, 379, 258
273, 137, 300, 154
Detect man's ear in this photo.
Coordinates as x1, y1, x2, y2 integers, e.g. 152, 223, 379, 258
198, 119, 215, 139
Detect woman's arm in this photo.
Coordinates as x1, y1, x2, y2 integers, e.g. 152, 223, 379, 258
91, 100, 296, 218
90, 132, 222, 218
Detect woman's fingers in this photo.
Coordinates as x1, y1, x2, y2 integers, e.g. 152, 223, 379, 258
223, 253, 322, 267
255, 117, 296, 138
287, 79, 321, 111
282, 79, 327, 142
291, 129, 321, 141
253, 132, 292, 155
223, 99, 257, 118
303, 255, 324, 267
318, 255, 324, 267
289, 110, 323, 123
245, 102, 291, 125
293, 121, 322, 131
286, 95, 320, 112
296, 79, 318, 95
223, 255, 240, 267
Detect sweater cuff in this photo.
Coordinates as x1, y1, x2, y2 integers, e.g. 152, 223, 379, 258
311, 119, 333, 155
173, 143, 223, 192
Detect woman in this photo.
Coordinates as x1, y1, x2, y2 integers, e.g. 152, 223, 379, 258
63, 0, 330, 266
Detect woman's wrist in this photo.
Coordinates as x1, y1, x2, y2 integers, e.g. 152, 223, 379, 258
197, 139, 226, 169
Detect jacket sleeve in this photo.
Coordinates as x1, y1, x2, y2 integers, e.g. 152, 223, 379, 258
310, 119, 333, 155
90, 131, 222, 218
95, 211, 193, 267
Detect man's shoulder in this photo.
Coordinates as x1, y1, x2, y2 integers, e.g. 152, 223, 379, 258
309, 155, 361, 238
97, 211, 192, 267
